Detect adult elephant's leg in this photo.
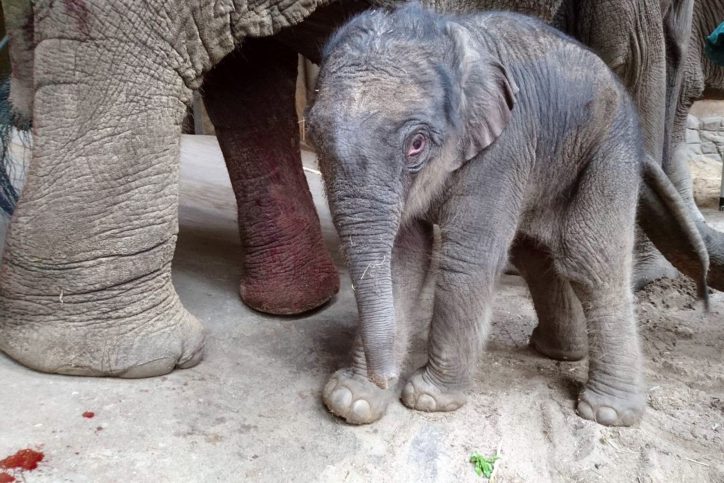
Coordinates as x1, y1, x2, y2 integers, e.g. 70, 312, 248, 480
199, 0, 370, 314
202, 39, 339, 315
575, 0, 678, 288
0, 13, 204, 376
663, 2, 724, 292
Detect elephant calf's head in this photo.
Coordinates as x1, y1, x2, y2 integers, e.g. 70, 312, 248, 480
308, 4, 518, 227
305, 4, 517, 387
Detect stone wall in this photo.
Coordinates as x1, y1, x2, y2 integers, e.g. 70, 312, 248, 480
684, 115, 724, 163
683, 114, 724, 210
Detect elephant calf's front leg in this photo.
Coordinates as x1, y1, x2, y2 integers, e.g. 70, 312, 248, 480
323, 220, 435, 424
402, 197, 518, 413
202, 39, 339, 316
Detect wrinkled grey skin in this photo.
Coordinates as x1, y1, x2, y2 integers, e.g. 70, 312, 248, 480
371, 0, 724, 292
0, 0, 719, 381
668, 0, 724, 277
307, 5, 709, 426
0, 0, 337, 377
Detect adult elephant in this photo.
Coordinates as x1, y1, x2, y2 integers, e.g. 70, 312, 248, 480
0, 0, 374, 317
0, 0, 370, 377
667, 0, 724, 271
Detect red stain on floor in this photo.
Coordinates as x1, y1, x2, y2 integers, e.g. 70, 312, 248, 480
82, 411, 95, 419
0, 449, 44, 471
0, 472, 15, 483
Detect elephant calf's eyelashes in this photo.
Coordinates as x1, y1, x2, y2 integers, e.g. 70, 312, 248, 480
404, 132, 429, 172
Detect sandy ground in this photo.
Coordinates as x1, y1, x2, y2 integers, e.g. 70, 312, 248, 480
0, 135, 722, 482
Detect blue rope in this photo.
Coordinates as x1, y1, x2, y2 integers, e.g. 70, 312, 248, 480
0, 79, 23, 216
705, 22, 724, 66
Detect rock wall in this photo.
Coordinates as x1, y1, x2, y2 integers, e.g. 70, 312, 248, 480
684, 114, 724, 210
685, 115, 724, 162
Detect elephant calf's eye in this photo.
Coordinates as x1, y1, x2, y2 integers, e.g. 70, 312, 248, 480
405, 133, 428, 172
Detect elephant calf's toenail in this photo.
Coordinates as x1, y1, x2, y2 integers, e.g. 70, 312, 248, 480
401, 383, 415, 403
576, 400, 594, 420
595, 406, 619, 426
416, 394, 437, 412
323, 378, 338, 397
329, 387, 353, 410
351, 399, 372, 422
620, 410, 637, 427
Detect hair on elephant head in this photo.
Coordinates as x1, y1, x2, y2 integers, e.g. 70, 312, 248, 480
309, 4, 518, 221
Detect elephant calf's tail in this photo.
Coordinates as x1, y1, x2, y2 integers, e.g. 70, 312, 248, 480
638, 155, 710, 309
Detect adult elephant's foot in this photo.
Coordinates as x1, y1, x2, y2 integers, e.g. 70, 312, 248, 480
0, 268, 205, 377
632, 235, 678, 290
401, 367, 467, 413
238, 210, 340, 315
322, 368, 395, 424
576, 385, 644, 427
202, 39, 339, 315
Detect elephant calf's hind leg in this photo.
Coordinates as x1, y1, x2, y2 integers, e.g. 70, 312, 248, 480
511, 239, 588, 361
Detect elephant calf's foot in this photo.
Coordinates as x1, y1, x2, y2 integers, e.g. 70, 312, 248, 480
529, 325, 587, 361
401, 367, 467, 412
0, 290, 205, 378
322, 368, 394, 424
576, 386, 644, 427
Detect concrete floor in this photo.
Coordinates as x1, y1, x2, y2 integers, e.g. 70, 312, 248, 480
1, 135, 722, 482
1, 136, 480, 482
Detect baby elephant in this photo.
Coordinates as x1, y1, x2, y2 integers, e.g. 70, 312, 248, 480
307, 5, 709, 426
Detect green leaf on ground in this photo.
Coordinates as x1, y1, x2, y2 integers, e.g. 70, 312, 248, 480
470, 452, 500, 478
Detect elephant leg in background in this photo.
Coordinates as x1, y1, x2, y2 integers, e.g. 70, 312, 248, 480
323, 220, 435, 425
573, 0, 679, 289
662, 0, 724, 292
510, 237, 587, 362
202, 38, 339, 315
0, 12, 205, 376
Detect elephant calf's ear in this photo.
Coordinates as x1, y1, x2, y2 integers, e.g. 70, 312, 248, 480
446, 22, 518, 164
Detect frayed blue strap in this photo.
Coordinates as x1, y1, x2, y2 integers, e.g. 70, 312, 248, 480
705, 21, 724, 66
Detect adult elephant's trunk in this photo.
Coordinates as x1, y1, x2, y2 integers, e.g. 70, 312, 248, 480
696, 221, 724, 291
332, 194, 401, 389
639, 157, 710, 302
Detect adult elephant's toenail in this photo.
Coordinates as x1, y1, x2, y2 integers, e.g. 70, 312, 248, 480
178, 345, 205, 369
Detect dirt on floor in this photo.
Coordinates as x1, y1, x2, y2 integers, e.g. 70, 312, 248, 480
392, 272, 723, 483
